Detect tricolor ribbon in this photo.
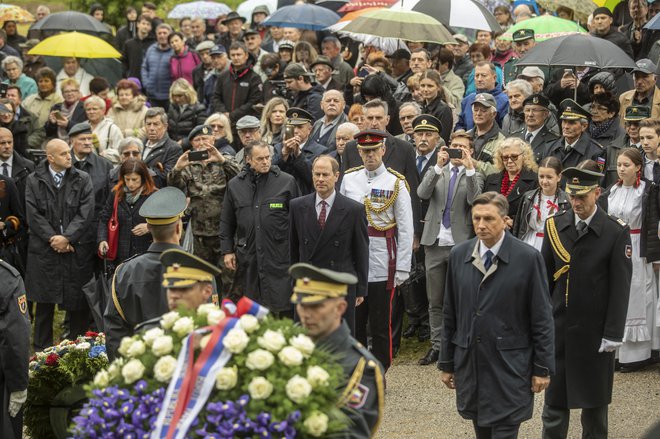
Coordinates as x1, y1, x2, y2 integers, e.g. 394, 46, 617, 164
222, 296, 269, 320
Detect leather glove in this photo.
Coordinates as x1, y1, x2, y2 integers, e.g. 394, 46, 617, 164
8, 389, 27, 417
395, 270, 410, 287
598, 338, 622, 353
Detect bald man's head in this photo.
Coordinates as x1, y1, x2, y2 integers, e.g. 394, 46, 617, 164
0, 127, 12, 161
46, 139, 72, 172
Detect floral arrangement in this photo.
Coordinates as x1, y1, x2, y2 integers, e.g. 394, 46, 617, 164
71, 299, 347, 438
24, 332, 108, 439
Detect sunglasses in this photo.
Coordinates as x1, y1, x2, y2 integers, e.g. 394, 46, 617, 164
501, 154, 521, 162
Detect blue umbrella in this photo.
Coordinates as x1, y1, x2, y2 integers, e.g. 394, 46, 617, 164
644, 12, 660, 30
262, 4, 340, 30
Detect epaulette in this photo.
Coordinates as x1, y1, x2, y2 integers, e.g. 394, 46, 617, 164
387, 167, 410, 193
121, 251, 146, 265
0, 259, 19, 277
134, 316, 162, 333
351, 338, 375, 360
608, 215, 627, 228
344, 165, 364, 174
552, 209, 568, 218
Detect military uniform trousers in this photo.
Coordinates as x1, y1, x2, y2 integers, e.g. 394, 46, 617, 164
193, 234, 234, 297
356, 281, 395, 371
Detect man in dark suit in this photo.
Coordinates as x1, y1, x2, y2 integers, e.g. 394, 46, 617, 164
290, 155, 369, 333
439, 192, 554, 438
310, 56, 342, 92
0, 128, 33, 201
141, 107, 183, 188
510, 94, 559, 163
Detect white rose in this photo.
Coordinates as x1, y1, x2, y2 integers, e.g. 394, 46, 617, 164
278, 346, 304, 367
152, 335, 174, 357
153, 355, 177, 383
215, 366, 238, 390
121, 359, 146, 385
117, 337, 135, 357
239, 315, 260, 333
248, 376, 273, 400
304, 412, 329, 437
160, 311, 180, 330
207, 309, 226, 326
246, 349, 275, 371
143, 327, 164, 347
75, 342, 91, 350
126, 340, 146, 358
197, 303, 217, 317
93, 370, 110, 387
223, 328, 249, 353
172, 317, 195, 337
306, 366, 330, 388
289, 334, 315, 357
257, 330, 286, 352
107, 360, 123, 380
285, 375, 312, 403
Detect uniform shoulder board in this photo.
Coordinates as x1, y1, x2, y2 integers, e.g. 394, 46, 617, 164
387, 168, 410, 192
351, 338, 373, 359
344, 165, 364, 174
118, 251, 146, 268
608, 215, 627, 228
0, 259, 20, 277
134, 316, 162, 333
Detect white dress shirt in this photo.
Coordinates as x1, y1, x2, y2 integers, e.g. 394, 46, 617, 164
315, 190, 337, 220
478, 230, 506, 266
0, 155, 13, 176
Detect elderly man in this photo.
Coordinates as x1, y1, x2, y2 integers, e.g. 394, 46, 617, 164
321, 36, 354, 88
467, 93, 505, 176
0, 127, 33, 200
186, 17, 207, 49
332, 122, 359, 169
591, 7, 633, 57
25, 139, 95, 351
243, 29, 268, 81
456, 62, 509, 131
168, 125, 241, 293
619, 0, 656, 60
503, 29, 541, 85
517, 66, 545, 94
310, 56, 341, 91
511, 94, 559, 163
450, 34, 473, 81
217, 12, 246, 54
309, 90, 347, 151
141, 107, 183, 187
440, 191, 554, 439
191, 40, 216, 101
619, 58, 660, 122
409, 48, 433, 74
397, 101, 422, 144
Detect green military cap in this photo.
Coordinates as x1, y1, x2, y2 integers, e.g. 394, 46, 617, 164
160, 248, 222, 288
412, 114, 443, 133
523, 93, 550, 109
512, 28, 535, 42
138, 187, 187, 225
289, 263, 357, 305
286, 107, 314, 126
188, 124, 213, 142
354, 129, 387, 150
562, 167, 603, 195
624, 105, 651, 121
559, 98, 590, 121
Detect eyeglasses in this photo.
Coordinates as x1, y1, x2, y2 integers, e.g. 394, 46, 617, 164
63, 89, 79, 94
122, 151, 141, 157
501, 153, 521, 162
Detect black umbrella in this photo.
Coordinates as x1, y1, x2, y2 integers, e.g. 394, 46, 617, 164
30, 11, 111, 34
317, 0, 349, 13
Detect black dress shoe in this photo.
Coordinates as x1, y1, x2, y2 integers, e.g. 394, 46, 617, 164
403, 324, 418, 338
417, 327, 430, 342
620, 359, 650, 373
418, 348, 439, 366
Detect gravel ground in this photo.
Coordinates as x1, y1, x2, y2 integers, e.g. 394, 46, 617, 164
377, 341, 660, 438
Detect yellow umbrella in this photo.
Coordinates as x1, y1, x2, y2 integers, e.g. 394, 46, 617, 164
0, 4, 35, 23
28, 31, 121, 59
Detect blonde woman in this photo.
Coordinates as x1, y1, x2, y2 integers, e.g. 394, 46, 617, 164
84, 95, 123, 163
260, 97, 288, 145
483, 137, 538, 225
166, 78, 206, 141
205, 112, 236, 155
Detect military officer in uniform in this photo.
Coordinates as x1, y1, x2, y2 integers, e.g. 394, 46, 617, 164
503, 29, 544, 85
290, 262, 384, 439
104, 187, 187, 360
340, 130, 414, 372
541, 167, 632, 439
0, 259, 30, 439
168, 124, 241, 294
511, 93, 560, 163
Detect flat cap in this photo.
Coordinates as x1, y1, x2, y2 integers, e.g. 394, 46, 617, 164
289, 263, 357, 305
522, 93, 550, 109
68, 121, 92, 137
593, 6, 613, 18
512, 28, 535, 42
195, 40, 215, 52
310, 55, 334, 70
562, 167, 603, 195
188, 124, 213, 142
243, 28, 260, 38
412, 114, 443, 133
624, 105, 651, 121
210, 45, 226, 55
452, 34, 469, 44
518, 66, 545, 80
222, 11, 246, 24
283, 62, 312, 79
286, 107, 314, 125
387, 49, 411, 60
236, 115, 260, 129
161, 249, 221, 289
559, 98, 590, 121
632, 58, 657, 75
472, 93, 497, 109
139, 187, 187, 225
354, 130, 387, 150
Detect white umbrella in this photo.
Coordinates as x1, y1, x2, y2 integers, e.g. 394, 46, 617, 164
237, 0, 279, 22
397, 0, 501, 32
327, 20, 405, 54
168, 1, 232, 19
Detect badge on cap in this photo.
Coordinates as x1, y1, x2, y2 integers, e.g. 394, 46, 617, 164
532, 96, 539, 104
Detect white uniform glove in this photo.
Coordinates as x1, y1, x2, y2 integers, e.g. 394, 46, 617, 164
598, 338, 622, 353
8, 389, 27, 417
395, 271, 410, 287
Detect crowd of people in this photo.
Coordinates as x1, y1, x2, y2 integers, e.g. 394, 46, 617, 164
0, 0, 659, 437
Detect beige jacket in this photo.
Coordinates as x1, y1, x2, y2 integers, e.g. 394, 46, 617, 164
107, 95, 148, 138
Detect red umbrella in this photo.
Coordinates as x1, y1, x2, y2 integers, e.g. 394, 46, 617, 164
338, 0, 398, 13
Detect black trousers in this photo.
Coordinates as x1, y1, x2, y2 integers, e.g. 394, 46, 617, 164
542, 404, 608, 439
356, 281, 393, 371
473, 421, 520, 439
33, 303, 90, 351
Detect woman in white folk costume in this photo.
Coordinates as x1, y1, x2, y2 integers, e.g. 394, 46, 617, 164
512, 156, 570, 251
600, 147, 660, 371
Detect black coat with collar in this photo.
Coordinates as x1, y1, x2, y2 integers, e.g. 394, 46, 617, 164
141, 135, 183, 188
72, 152, 113, 242
272, 139, 328, 195
511, 124, 560, 163
483, 169, 538, 221
544, 133, 605, 171
541, 207, 631, 409
512, 188, 570, 239
9, 152, 34, 201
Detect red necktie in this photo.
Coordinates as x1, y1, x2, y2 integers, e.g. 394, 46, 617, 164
318, 200, 327, 229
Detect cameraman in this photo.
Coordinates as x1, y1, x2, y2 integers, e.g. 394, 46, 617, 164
260, 53, 287, 102
282, 63, 324, 122
167, 124, 241, 293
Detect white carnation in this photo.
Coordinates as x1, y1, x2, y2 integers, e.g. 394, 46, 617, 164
285, 375, 312, 403
238, 314, 260, 333
143, 327, 164, 347
246, 349, 275, 371
126, 340, 146, 358
257, 329, 286, 352
153, 355, 177, 383
93, 370, 110, 387
215, 366, 238, 390
121, 359, 145, 384
248, 376, 273, 400
306, 366, 330, 388
207, 309, 226, 326
289, 334, 315, 357
117, 337, 135, 357
152, 335, 174, 357
160, 311, 180, 330
222, 328, 249, 353
278, 346, 304, 367
172, 317, 195, 337
304, 412, 329, 437
75, 342, 91, 350
197, 303, 217, 317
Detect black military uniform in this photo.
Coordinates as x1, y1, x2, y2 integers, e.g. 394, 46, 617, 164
104, 187, 187, 360
511, 94, 560, 163
504, 29, 533, 85
0, 259, 30, 439
604, 105, 649, 187
289, 263, 384, 439
541, 168, 632, 438
0, 175, 25, 272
